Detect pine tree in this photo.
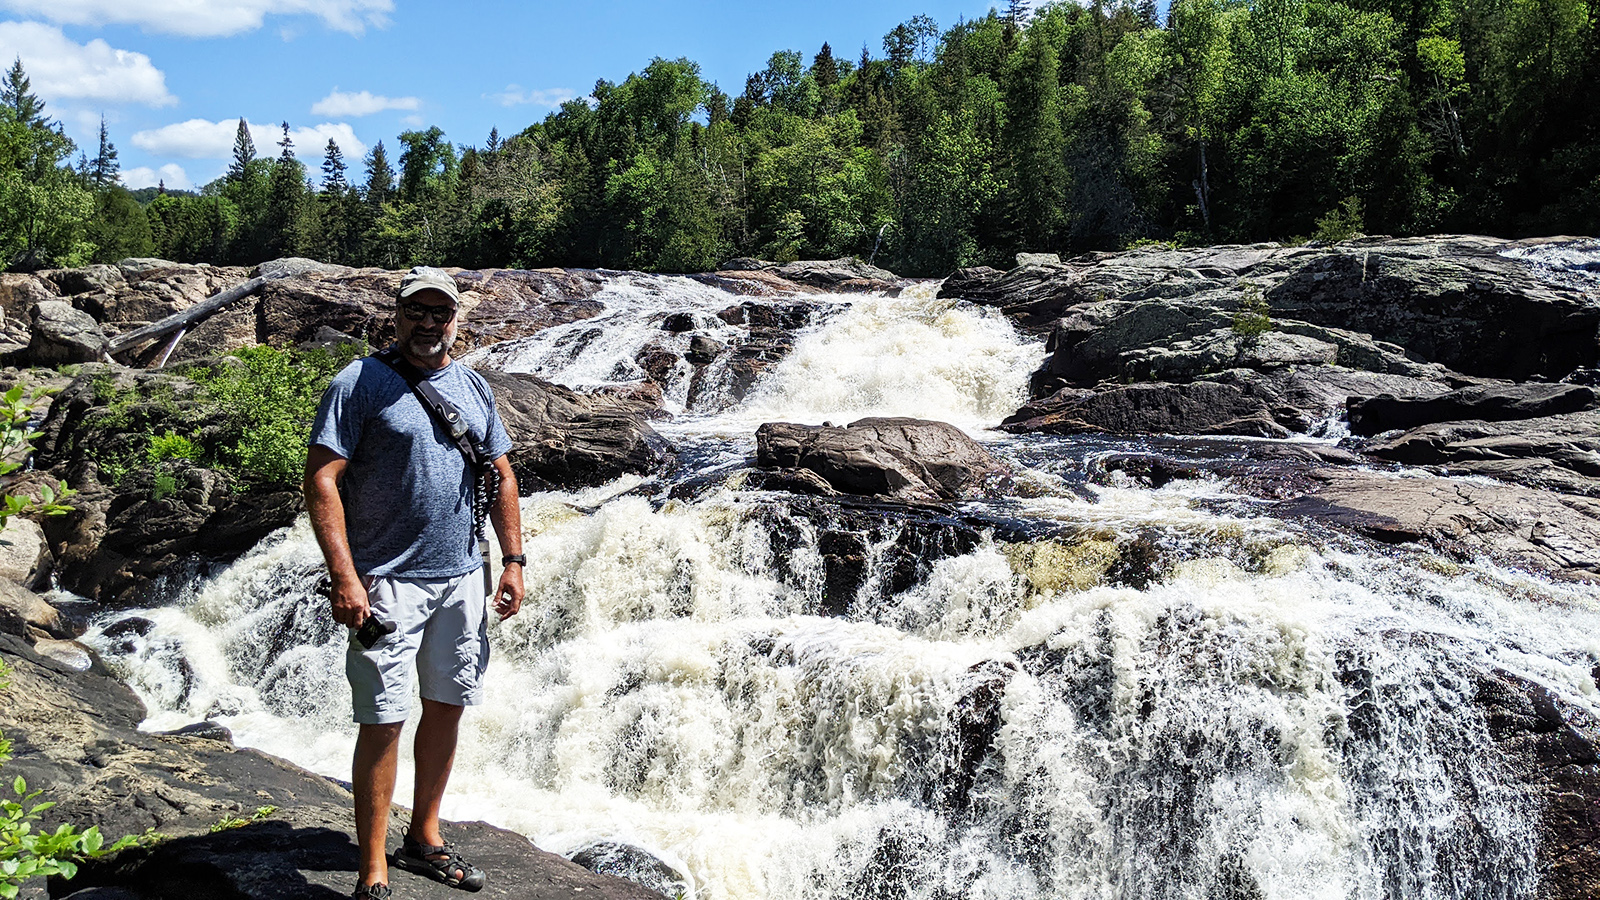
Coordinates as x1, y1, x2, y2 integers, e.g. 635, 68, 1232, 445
276, 121, 294, 160
321, 138, 347, 193
363, 141, 395, 204
1008, 0, 1032, 27
90, 116, 119, 190
813, 43, 839, 88
1, 57, 44, 127
262, 121, 306, 259
227, 118, 256, 182
485, 126, 501, 155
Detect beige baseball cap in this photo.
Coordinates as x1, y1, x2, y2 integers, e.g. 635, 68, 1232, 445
398, 266, 460, 304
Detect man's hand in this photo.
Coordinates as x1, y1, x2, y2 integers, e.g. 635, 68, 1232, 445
329, 573, 372, 628
493, 565, 524, 620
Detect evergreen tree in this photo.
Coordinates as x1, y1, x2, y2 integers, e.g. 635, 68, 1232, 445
90, 116, 119, 190
321, 138, 347, 193
814, 43, 840, 88
227, 118, 256, 182
1, 58, 44, 128
261, 122, 306, 259
362, 140, 395, 203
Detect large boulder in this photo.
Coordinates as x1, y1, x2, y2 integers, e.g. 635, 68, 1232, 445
0, 636, 667, 900
755, 417, 1010, 502
1348, 382, 1600, 435
476, 368, 674, 489
16, 300, 108, 365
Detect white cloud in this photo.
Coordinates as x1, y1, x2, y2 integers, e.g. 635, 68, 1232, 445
399, 113, 423, 127
488, 85, 575, 108
122, 163, 191, 190
132, 118, 366, 161
311, 89, 420, 117
0, 0, 393, 37
0, 21, 174, 107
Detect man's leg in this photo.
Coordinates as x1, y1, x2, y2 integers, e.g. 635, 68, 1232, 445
353, 721, 405, 887
408, 697, 464, 847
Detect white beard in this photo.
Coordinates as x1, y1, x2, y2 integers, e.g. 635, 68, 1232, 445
407, 334, 446, 360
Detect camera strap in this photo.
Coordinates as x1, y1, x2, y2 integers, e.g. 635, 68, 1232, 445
371, 347, 500, 594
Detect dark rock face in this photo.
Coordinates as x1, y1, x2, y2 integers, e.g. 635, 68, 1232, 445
476, 368, 674, 489
0, 636, 666, 900
756, 418, 1010, 502
1348, 383, 1600, 435
1003, 381, 1289, 438
1477, 669, 1600, 900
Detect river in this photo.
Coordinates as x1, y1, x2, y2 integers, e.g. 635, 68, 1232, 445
88, 272, 1600, 900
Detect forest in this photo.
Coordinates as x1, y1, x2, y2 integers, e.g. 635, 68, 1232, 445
2, 0, 1596, 277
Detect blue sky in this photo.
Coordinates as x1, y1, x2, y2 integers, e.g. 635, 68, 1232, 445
0, 0, 1023, 191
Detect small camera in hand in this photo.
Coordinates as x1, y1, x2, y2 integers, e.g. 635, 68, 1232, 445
355, 614, 397, 649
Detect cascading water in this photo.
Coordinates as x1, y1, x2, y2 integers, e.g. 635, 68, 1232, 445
88, 275, 1600, 900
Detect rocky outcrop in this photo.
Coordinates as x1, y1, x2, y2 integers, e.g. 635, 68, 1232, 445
715, 257, 899, 292
1362, 409, 1600, 497
1002, 381, 1289, 438
755, 418, 1010, 502
0, 635, 666, 900
1348, 382, 1600, 435
945, 236, 1600, 383
1274, 468, 1600, 582
476, 368, 675, 489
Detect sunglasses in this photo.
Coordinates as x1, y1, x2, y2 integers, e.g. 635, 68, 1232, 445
399, 302, 457, 324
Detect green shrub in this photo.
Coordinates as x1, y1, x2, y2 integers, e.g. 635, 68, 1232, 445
1313, 196, 1365, 244
1231, 283, 1273, 340
147, 431, 200, 465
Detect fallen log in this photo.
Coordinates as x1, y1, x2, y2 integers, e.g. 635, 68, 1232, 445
105, 274, 275, 360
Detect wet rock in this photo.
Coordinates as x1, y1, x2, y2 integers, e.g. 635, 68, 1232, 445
716, 300, 820, 329
926, 659, 1017, 814
15, 301, 108, 365
477, 368, 674, 488
1361, 408, 1600, 496
158, 720, 234, 743
1274, 468, 1600, 581
0, 636, 666, 900
1476, 669, 1600, 900
1003, 381, 1289, 438
568, 842, 688, 899
0, 581, 69, 640
660, 312, 696, 332
756, 417, 1011, 502
686, 333, 725, 364
1348, 382, 1600, 435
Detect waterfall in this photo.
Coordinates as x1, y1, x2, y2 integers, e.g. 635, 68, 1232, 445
86, 273, 1600, 900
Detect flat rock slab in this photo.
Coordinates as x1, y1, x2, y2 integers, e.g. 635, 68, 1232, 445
1275, 468, 1600, 581
0, 636, 662, 900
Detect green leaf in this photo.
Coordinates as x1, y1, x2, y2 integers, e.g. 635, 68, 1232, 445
9, 776, 21, 796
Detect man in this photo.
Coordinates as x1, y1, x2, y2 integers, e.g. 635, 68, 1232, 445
304, 266, 525, 899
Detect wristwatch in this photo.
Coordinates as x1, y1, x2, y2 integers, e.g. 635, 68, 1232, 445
502, 554, 526, 566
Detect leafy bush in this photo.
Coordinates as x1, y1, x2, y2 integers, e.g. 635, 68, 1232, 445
0, 386, 74, 531
1231, 283, 1273, 340
1313, 196, 1365, 244
181, 343, 366, 486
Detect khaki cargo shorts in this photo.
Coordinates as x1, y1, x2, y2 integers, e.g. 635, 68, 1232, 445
346, 569, 489, 724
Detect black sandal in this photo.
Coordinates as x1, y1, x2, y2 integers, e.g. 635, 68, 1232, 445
392, 834, 486, 892
352, 884, 391, 899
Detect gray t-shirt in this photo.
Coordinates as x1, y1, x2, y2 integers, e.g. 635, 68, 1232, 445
309, 356, 513, 578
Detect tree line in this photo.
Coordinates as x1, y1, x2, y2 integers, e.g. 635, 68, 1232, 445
7, 0, 1598, 277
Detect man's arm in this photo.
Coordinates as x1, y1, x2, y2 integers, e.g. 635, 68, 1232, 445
303, 443, 370, 628
488, 454, 524, 620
